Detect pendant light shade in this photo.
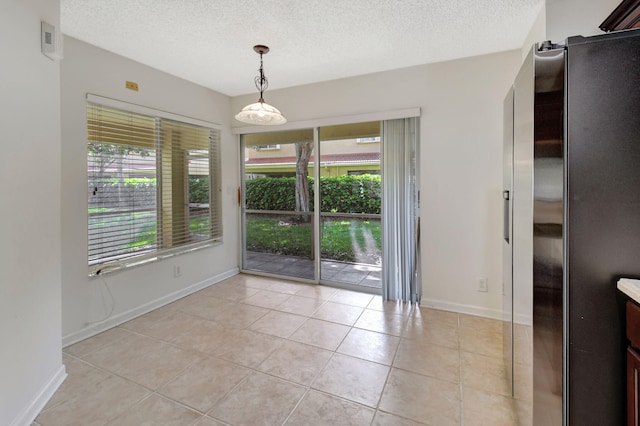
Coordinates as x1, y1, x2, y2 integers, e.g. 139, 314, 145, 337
235, 45, 287, 126
235, 101, 287, 125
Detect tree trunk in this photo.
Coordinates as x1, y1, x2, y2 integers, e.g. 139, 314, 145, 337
116, 151, 124, 205
295, 141, 313, 220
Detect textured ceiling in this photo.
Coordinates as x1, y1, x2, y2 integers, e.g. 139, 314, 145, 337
61, 0, 543, 97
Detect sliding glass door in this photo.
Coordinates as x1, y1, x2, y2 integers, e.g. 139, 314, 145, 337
242, 129, 316, 280
318, 123, 382, 289
241, 122, 382, 290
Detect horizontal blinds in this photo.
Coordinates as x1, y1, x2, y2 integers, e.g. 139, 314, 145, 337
88, 105, 158, 264
87, 105, 156, 148
209, 127, 222, 239
157, 119, 220, 249
87, 103, 222, 269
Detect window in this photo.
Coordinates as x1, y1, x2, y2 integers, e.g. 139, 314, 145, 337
253, 144, 280, 150
87, 101, 221, 273
347, 170, 380, 176
356, 136, 380, 144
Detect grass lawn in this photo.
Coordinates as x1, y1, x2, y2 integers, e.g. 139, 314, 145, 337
90, 210, 382, 265
89, 212, 211, 257
245, 215, 381, 264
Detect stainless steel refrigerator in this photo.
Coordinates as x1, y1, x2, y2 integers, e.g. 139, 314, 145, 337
504, 29, 640, 425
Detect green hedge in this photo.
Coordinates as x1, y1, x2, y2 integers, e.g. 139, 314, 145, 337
188, 177, 209, 203
245, 177, 297, 211
91, 174, 381, 213
98, 176, 208, 201
245, 175, 381, 214
319, 175, 381, 214
89, 176, 209, 206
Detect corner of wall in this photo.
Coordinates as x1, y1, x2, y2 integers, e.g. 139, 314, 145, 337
2, 1, 64, 425
545, 0, 621, 43
522, 2, 546, 60
9, 366, 67, 426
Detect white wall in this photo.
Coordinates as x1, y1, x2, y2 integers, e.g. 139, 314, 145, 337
522, 3, 547, 59
232, 50, 523, 318
546, 0, 621, 43
60, 37, 239, 345
0, 1, 66, 425
522, 0, 619, 59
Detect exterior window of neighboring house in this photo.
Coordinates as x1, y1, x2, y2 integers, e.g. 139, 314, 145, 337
356, 136, 380, 143
254, 144, 280, 150
348, 170, 380, 175
87, 102, 222, 273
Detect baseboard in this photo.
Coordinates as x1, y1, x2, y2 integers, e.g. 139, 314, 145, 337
62, 267, 239, 347
420, 297, 504, 321
10, 364, 67, 426
514, 313, 533, 327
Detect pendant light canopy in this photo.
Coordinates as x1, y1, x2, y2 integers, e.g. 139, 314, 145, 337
235, 45, 287, 126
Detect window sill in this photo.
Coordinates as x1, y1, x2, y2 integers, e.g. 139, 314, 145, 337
88, 239, 223, 277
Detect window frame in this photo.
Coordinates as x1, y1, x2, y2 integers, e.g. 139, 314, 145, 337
86, 94, 223, 276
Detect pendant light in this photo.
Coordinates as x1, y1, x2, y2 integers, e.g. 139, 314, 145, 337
235, 45, 287, 125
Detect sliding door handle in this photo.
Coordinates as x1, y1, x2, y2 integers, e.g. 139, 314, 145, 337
503, 190, 510, 243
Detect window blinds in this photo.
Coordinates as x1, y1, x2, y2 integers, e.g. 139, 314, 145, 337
87, 102, 221, 270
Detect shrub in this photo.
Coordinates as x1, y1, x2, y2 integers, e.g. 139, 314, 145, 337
319, 175, 381, 214
188, 176, 209, 203
245, 175, 381, 214
89, 176, 210, 208
245, 177, 297, 211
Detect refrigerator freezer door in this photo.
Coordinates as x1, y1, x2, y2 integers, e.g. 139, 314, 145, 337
532, 46, 565, 426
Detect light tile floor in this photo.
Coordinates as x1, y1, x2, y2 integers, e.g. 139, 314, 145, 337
35, 274, 532, 426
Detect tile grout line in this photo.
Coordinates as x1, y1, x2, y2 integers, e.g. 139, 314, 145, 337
182, 288, 348, 424
57, 278, 513, 426
370, 314, 405, 425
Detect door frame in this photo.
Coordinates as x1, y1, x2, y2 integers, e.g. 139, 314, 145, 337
235, 108, 420, 287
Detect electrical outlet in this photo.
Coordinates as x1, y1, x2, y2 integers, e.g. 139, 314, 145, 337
174, 265, 182, 278
478, 278, 488, 292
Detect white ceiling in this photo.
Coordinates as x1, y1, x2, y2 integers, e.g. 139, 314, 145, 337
61, 0, 543, 97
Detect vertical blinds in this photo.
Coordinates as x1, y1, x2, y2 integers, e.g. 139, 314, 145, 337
87, 103, 221, 269
381, 117, 420, 304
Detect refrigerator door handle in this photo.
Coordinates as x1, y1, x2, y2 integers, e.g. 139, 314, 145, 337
503, 190, 510, 243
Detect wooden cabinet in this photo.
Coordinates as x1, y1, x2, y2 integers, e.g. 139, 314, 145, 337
627, 301, 640, 426
628, 347, 640, 426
